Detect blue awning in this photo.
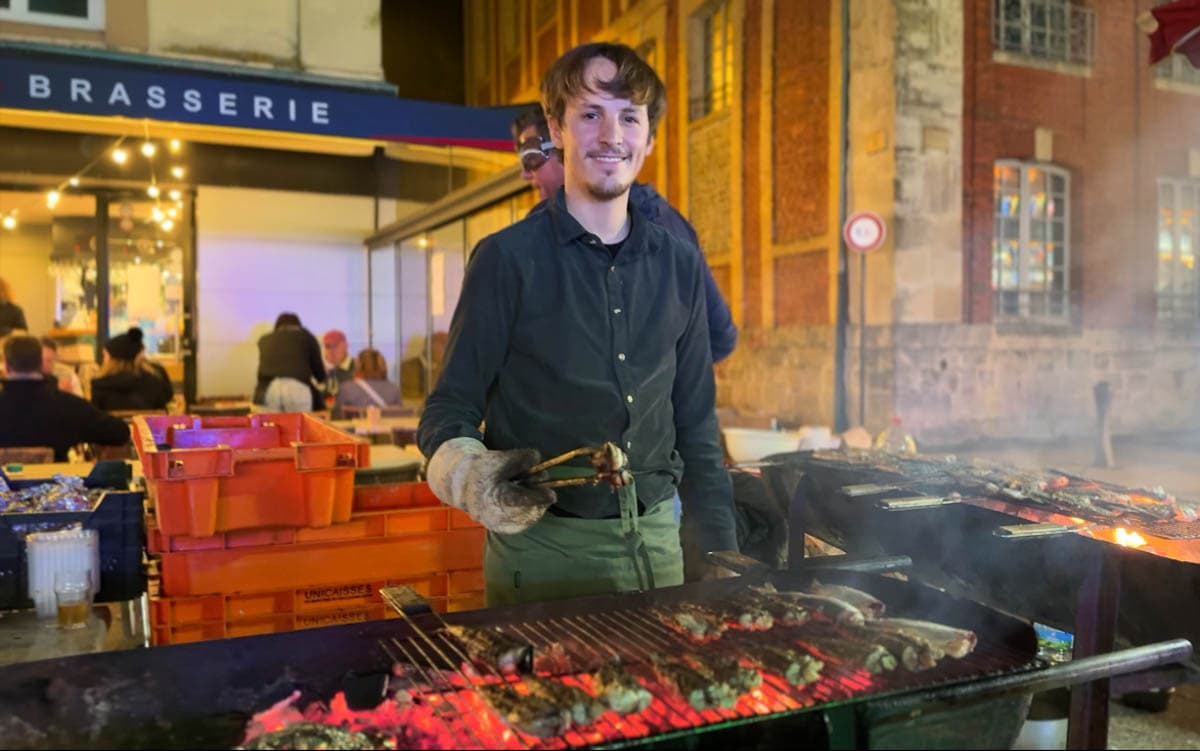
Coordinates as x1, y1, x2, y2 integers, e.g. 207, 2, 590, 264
0, 41, 520, 151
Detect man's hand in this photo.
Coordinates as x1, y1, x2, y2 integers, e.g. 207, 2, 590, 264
426, 437, 556, 534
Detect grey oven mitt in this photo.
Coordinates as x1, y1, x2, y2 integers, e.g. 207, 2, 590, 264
426, 437, 556, 534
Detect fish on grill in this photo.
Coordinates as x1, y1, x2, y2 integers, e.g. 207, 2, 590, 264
520, 675, 606, 726
725, 593, 778, 630
476, 682, 573, 738
799, 634, 897, 674
754, 643, 825, 687
737, 589, 810, 627
867, 618, 977, 658
751, 584, 866, 626
808, 582, 886, 620
856, 625, 943, 671
704, 655, 763, 693
239, 722, 380, 750
443, 625, 533, 675
592, 660, 653, 714
657, 603, 729, 642
651, 656, 738, 710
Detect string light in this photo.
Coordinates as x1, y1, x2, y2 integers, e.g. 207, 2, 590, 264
167, 207, 178, 219
151, 207, 165, 223
68, 177, 80, 187
141, 141, 157, 157
1, 212, 16, 231
168, 139, 181, 153
168, 189, 181, 201
170, 166, 185, 179
111, 147, 128, 165
160, 219, 175, 232
46, 190, 60, 209
147, 185, 160, 198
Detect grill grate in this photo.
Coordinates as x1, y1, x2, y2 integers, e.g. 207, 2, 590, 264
376, 592, 1038, 749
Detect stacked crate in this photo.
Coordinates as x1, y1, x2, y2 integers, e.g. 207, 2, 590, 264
134, 414, 484, 646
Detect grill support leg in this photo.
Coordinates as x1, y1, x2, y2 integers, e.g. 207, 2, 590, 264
1067, 550, 1120, 750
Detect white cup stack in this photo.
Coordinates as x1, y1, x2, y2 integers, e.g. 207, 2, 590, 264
26, 527, 100, 619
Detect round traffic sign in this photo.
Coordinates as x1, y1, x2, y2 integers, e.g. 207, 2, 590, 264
843, 211, 886, 254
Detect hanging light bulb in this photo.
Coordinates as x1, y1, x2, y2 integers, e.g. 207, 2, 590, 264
141, 141, 157, 157
68, 177, 80, 187
152, 207, 165, 223
167, 207, 178, 219
168, 189, 182, 201
168, 139, 181, 153
170, 165, 185, 180
112, 147, 128, 164
1, 213, 16, 230
46, 190, 60, 208
161, 219, 175, 232
147, 184, 160, 198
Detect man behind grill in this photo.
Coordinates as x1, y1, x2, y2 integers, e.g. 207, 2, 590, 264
419, 42, 737, 606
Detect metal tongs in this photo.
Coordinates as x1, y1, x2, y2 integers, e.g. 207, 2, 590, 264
517, 441, 635, 489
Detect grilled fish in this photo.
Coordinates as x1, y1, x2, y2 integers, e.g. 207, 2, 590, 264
477, 683, 573, 738
657, 603, 729, 642
738, 589, 810, 627
751, 585, 866, 626
651, 657, 735, 710
800, 634, 897, 674
725, 594, 777, 630
755, 643, 825, 687
241, 722, 378, 750
593, 660, 653, 715
808, 582, 886, 620
866, 618, 977, 658
443, 625, 533, 675
857, 624, 943, 670
520, 676, 605, 726
705, 655, 763, 693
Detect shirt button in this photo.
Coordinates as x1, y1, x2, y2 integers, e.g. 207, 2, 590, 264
626, 441, 632, 449
626, 394, 634, 404
613, 308, 622, 315
610, 266, 616, 272
617, 353, 626, 361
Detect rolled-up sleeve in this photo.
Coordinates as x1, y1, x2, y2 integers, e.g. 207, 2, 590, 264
672, 264, 737, 555
417, 239, 520, 458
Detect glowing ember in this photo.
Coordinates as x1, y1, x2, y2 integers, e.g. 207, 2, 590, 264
1114, 527, 1148, 548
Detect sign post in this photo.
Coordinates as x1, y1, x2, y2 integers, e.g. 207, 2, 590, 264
842, 211, 886, 426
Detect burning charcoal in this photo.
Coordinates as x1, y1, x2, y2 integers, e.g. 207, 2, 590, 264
657, 603, 729, 642
592, 660, 652, 715
799, 635, 897, 674
754, 644, 824, 687
867, 618, 977, 659
443, 625, 533, 675
477, 683, 573, 738
750, 585, 866, 626
519, 676, 605, 726
651, 657, 731, 711
808, 582, 886, 620
239, 722, 380, 749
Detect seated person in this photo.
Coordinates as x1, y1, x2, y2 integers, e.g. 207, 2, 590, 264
0, 335, 129, 461
332, 348, 401, 419
41, 337, 84, 397
90, 328, 174, 412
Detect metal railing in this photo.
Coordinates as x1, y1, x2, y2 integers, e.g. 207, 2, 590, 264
992, 0, 1094, 67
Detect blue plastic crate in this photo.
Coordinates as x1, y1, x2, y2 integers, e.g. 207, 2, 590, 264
0, 462, 145, 609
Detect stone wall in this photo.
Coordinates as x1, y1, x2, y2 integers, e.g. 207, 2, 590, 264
716, 325, 837, 427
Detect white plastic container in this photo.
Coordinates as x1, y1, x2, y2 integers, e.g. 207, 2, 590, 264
26, 527, 100, 619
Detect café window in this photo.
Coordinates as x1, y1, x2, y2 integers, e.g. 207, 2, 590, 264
991, 161, 1070, 320
992, 0, 1092, 67
1156, 178, 1200, 321
0, 0, 105, 30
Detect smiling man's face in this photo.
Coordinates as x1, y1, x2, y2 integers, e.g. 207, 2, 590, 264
548, 56, 653, 204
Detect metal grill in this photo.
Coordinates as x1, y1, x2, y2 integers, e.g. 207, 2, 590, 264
375, 583, 1038, 750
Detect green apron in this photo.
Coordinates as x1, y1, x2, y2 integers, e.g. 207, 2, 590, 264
484, 472, 684, 607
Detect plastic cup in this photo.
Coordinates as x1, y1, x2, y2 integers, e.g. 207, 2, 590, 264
54, 569, 92, 630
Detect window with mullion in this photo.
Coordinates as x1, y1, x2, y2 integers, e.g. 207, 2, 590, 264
1157, 178, 1200, 321
991, 160, 1071, 320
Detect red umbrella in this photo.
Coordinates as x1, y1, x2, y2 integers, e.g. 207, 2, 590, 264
1140, 0, 1200, 67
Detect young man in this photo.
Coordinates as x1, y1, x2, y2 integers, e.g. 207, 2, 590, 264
419, 42, 737, 606
512, 105, 738, 363
0, 335, 129, 461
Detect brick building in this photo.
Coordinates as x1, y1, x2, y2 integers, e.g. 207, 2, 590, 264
461, 0, 1200, 446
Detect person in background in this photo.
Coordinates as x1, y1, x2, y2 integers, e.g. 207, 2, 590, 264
254, 312, 326, 412
0, 335, 129, 460
322, 329, 354, 400
331, 348, 402, 419
91, 328, 174, 411
512, 104, 738, 362
0, 277, 27, 338
40, 337, 84, 397
420, 42, 737, 607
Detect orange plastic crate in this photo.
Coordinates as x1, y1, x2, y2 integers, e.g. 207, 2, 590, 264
157, 527, 486, 596
353, 481, 441, 512
146, 502, 480, 553
133, 414, 371, 538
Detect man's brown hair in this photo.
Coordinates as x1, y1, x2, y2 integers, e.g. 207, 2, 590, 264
540, 42, 667, 130
3, 335, 42, 374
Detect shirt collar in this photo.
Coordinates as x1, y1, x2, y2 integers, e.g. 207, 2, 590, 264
546, 187, 649, 261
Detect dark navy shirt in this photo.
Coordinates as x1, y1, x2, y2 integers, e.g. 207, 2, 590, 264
530, 183, 738, 362
417, 191, 737, 555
